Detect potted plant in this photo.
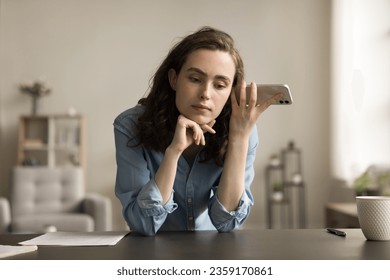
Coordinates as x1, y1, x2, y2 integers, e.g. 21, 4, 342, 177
19, 79, 51, 115
377, 171, 390, 196
272, 181, 284, 202
353, 170, 373, 196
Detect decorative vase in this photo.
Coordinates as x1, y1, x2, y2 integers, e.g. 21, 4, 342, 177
31, 96, 41, 115
272, 191, 284, 202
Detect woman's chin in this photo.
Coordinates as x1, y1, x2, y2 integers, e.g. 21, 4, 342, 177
187, 115, 212, 126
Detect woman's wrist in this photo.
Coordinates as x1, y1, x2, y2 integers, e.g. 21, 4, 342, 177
165, 145, 183, 160
228, 132, 250, 146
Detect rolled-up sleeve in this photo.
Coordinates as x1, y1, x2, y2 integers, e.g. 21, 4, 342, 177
114, 110, 177, 236
208, 127, 257, 232
137, 179, 178, 216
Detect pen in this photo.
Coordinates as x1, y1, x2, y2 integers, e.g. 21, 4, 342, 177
326, 228, 347, 237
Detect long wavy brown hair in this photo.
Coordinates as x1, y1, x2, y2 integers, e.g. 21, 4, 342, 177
137, 26, 245, 165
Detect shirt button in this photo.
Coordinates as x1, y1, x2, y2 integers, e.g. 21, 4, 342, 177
187, 197, 192, 203
188, 216, 193, 221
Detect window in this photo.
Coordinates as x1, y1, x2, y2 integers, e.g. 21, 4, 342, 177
331, 0, 390, 183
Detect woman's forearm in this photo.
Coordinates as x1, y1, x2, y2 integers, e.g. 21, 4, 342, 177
217, 136, 249, 211
154, 146, 181, 204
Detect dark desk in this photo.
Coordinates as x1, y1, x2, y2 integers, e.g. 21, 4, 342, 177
1, 229, 389, 260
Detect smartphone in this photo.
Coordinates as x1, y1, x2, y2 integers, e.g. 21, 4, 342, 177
237, 84, 293, 105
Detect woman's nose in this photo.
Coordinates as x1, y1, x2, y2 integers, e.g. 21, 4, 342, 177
200, 83, 211, 100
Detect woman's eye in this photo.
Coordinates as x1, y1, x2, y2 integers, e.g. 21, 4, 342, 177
189, 77, 201, 83
215, 83, 226, 90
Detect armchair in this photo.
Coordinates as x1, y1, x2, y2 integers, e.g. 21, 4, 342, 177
0, 197, 11, 233
10, 166, 112, 233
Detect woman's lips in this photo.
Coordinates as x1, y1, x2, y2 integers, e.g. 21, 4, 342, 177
192, 104, 211, 111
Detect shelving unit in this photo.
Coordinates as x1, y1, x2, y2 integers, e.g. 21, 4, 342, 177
17, 115, 85, 168
265, 163, 289, 229
265, 141, 306, 229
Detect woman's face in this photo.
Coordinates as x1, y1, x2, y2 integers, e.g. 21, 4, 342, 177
168, 49, 236, 125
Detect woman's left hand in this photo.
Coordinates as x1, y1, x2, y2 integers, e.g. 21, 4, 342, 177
229, 81, 282, 139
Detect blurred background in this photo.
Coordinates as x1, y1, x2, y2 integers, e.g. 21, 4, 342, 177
0, 0, 389, 231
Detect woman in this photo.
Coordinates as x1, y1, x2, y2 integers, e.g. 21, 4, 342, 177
114, 26, 279, 236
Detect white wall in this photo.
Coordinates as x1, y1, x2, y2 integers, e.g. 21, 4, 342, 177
0, 0, 331, 230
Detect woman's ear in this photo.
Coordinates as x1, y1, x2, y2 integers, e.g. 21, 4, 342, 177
168, 69, 177, 91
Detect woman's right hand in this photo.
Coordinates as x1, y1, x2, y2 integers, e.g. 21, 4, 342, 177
169, 115, 216, 154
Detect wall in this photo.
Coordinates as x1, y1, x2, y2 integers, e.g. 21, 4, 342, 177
0, 0, 331, 230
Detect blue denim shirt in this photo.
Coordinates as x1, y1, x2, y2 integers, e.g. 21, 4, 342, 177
114, 105, 257, 236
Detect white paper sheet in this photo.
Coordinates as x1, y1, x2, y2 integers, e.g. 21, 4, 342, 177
19, 231, 129, 246
0, 245, 38, 258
